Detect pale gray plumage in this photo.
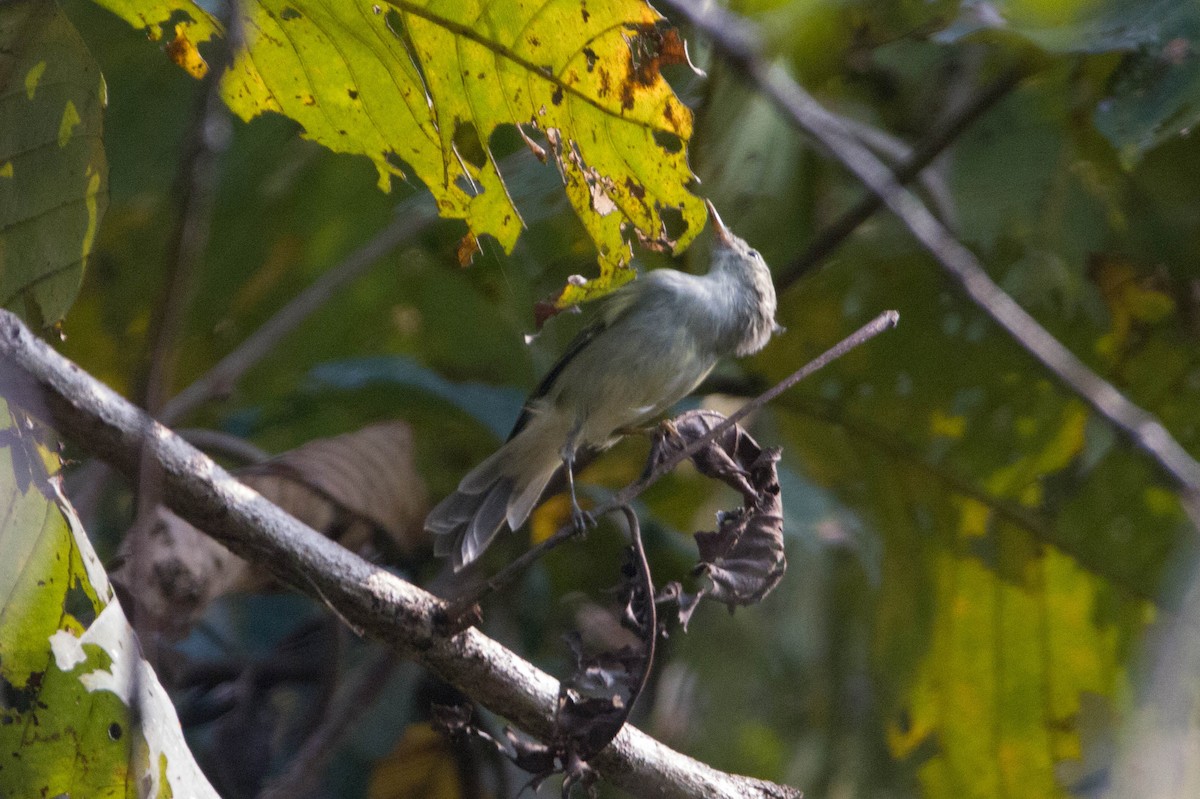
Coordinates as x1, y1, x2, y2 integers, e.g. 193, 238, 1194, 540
425, 202, 779, 570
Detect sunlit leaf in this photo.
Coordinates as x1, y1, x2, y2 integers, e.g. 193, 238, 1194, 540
0, 0, 107, 326
939, 0, 1200, 166
0, 399, 217, 798
769, 229, 1171, 795
89, 0, 708, 304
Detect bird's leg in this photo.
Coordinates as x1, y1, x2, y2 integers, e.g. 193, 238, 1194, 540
560, 423, 595, 533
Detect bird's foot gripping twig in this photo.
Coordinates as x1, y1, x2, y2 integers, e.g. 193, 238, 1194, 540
570, 505, 596, 535
562, 446, 596, 534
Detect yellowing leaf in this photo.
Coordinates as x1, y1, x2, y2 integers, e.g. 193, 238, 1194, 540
165, 22, 207, 78
895, 542, 1139, 799
94, 0, 708, 305
368, 722, 461, 799
0, 400, 219, 798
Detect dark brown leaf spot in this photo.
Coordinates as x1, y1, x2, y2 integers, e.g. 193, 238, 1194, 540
456, 232, 480, 267
582, 47, 598, 72
280, 6, 301, 20
624, 21, 687, 88
551, 85, 564, 105
165, 25, 208, 79
534, 298, 565, 329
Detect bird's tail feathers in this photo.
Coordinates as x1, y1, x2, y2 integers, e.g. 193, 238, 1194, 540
426, 432, 561, 570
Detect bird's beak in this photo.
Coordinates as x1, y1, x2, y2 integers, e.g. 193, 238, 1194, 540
705, 199, 734, 248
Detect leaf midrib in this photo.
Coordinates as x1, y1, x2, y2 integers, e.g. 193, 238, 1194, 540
387, 0, 675, 134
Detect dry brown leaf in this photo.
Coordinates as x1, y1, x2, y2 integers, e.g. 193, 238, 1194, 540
239, 421, 429, 557
116, 422, 429, 632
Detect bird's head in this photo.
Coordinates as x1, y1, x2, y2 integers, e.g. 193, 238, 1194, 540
704, 199, 785, 342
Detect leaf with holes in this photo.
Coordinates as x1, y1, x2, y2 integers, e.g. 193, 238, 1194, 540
90, 0, 707, 305
0, 399, 217, 798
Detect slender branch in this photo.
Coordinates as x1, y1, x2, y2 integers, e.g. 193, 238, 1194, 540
140, 13, 242, 416
776, 66, 1026, 291
0, 309, 798, 799
157, 194, 438, 426
257, 652, 399, 799
176, 428, 270, 465
456, 311, 899, 611
661, 0, 1200, 507
621, 506, 657, 721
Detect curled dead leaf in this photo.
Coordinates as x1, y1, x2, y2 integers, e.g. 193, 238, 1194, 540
649, 409, 786, 627
238, 421, 429, 558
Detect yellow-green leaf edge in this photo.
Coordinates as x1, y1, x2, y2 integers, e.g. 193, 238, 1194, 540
91, 0, 708, 305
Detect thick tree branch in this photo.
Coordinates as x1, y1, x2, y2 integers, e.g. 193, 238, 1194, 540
0, 309, 798, 799
661, 0, 1200, 511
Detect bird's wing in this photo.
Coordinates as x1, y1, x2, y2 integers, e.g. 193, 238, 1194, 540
507, 285, 642, 441
507, 318, 606, 440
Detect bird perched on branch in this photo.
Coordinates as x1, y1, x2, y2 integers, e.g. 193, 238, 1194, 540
426, 201, 780, 569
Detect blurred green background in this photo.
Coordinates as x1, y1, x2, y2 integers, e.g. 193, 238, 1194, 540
13, 0, 1200, 796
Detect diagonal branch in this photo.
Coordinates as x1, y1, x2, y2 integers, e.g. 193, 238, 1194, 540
775, 65, 1027, 291
660, 0, 1200, 514
157, 194, 438, 426
0, 309, 798, 799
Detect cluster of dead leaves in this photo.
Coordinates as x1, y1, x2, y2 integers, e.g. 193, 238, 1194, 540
436, 409, 786, 796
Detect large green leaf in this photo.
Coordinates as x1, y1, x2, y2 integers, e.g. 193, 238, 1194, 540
940, 0, 1200, 167
0, 399, 218, 798
89, 0, 706, 305
0, 0, 108, 327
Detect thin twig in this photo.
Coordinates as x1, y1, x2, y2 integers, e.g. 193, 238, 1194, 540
451, 310, 899, 613
621, 506, 657, 724
0, 308, 800, 799
257, 651, 399, 799
776, 65, 1027, 291
176, 428, 270, 465
661, 0, 1200, 511
128, 8, 246, 796
140, 14, 242, 416
157, 194, 438, 426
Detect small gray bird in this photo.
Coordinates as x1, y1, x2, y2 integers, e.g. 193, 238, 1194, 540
426, 201, 779, 569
